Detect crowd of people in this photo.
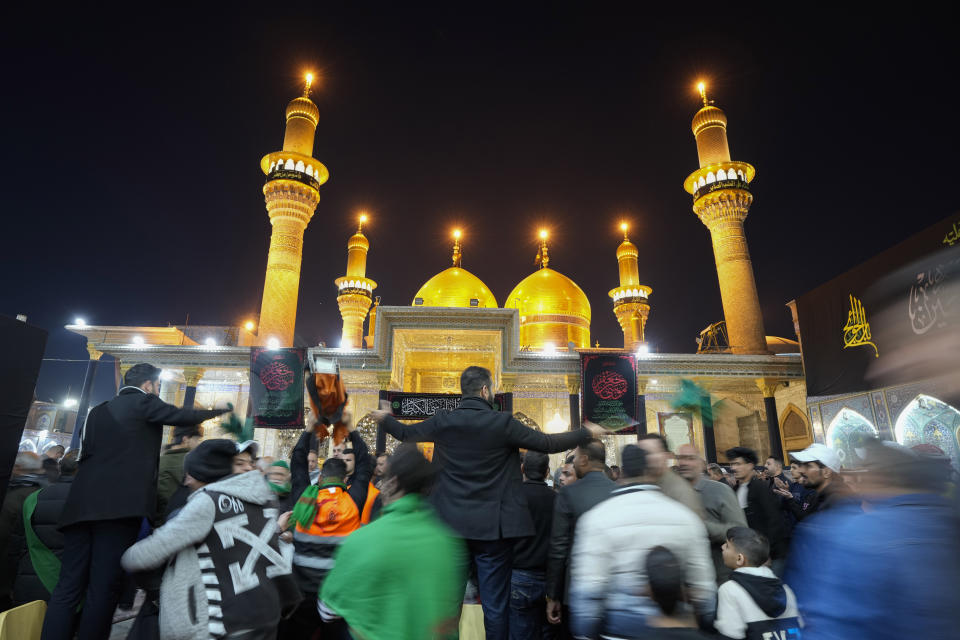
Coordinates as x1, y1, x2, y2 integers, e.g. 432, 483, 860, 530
1, 362, 959, 639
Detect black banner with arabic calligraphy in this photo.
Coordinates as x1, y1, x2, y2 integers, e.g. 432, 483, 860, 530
796, 214, 960, 397
581, 352, 639, 433
249, 347, 306, 428
385, 392, 510, 420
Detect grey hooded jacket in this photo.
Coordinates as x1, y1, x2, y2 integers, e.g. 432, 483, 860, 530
121, 471, 300, 639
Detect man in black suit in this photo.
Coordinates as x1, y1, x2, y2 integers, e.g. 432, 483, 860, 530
42, 363, 229, 640
725, 446, 786, 573
371, 366, 601, 640
545, 438, 615, 637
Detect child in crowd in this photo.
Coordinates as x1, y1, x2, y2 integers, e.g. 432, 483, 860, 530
715, 527, 801, 639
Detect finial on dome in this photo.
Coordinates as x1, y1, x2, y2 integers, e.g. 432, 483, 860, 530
536, 229, 550, 269
452, 229, 462, 267
620, 221, 630, 241
357, 211, 368, 233
304, 72, 315, 98
697, 81, 710, 107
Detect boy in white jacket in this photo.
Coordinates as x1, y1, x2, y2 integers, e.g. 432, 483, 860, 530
715, 526, 802, 640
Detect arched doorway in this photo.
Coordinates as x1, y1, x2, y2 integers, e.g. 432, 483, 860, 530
779, 404, 813, 453
826, 408, 878, 469
894, 395, 960, 470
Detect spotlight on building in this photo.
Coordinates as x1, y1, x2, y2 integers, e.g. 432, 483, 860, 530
267, 337, 280, 350
543, 342, 557, 356
62, 398, 78, 409
74, 317, 87, 326
204, 337, 217, 347
244, 321, 256, 332
160, 370, 175, 381
650, 379, 658, 385
132, 335, 145, 346
340, 338, 353, 350
636, 343, 650, 357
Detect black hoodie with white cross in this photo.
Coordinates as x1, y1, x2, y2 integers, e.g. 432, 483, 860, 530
714, 566, 803, 640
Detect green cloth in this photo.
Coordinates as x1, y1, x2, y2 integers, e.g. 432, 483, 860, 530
320, 493, 465, 640
22, 489, 60, 595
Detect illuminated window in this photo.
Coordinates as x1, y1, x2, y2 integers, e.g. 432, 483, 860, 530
825, 408, 878, 468
717, 169, 727, 180
706, 172, 716, 184
894, 395, 960, 470
285, 158, 295, 170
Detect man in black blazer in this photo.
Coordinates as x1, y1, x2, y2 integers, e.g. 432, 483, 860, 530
372, 366, 601, 640
545, 438, 615, 637
726, 447, 786, 572
43, 363, 229, 640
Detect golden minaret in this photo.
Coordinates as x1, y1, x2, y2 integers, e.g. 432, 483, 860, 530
683, 82, 767, 354
608, 222, 652, 350
335, 213, 377, 349
256, 73, 329, 347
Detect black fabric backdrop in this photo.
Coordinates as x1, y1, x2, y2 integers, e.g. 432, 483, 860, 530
580, 351, 639, 433
797, 214, 960, 398
0, 315, 48, 504
249, 347, 305, 428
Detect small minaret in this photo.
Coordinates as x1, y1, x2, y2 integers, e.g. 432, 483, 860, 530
607, 222, 652, 350
683, 82, 767, 354
335, 213, 377, 349
256, 72, 329, 346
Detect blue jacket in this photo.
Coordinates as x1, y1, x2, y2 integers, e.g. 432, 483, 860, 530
787, 493, 960, 639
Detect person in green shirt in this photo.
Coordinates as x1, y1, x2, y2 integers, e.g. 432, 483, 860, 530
320, 444, 466, 640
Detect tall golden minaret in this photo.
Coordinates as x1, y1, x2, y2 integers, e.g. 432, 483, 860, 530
335, 213, 377, 349
683, 83, 767, 354
607, 222, 652, 350
256, 73, 329, 347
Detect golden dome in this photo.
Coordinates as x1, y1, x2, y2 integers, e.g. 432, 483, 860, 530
505, 268, 591, 350
616, 238, 638, 260
691, 105, 727, 136
412, 267, 498, 308
286, 96, 319, 126
347, 231, 369, 251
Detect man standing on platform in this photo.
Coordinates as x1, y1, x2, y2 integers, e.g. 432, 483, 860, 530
372, 366, 602, 640
42, 363, 230, 640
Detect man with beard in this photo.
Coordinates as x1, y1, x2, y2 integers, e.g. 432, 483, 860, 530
372, 366, 602, 640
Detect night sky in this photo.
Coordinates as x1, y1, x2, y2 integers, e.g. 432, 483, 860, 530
3, 8, 957, 406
